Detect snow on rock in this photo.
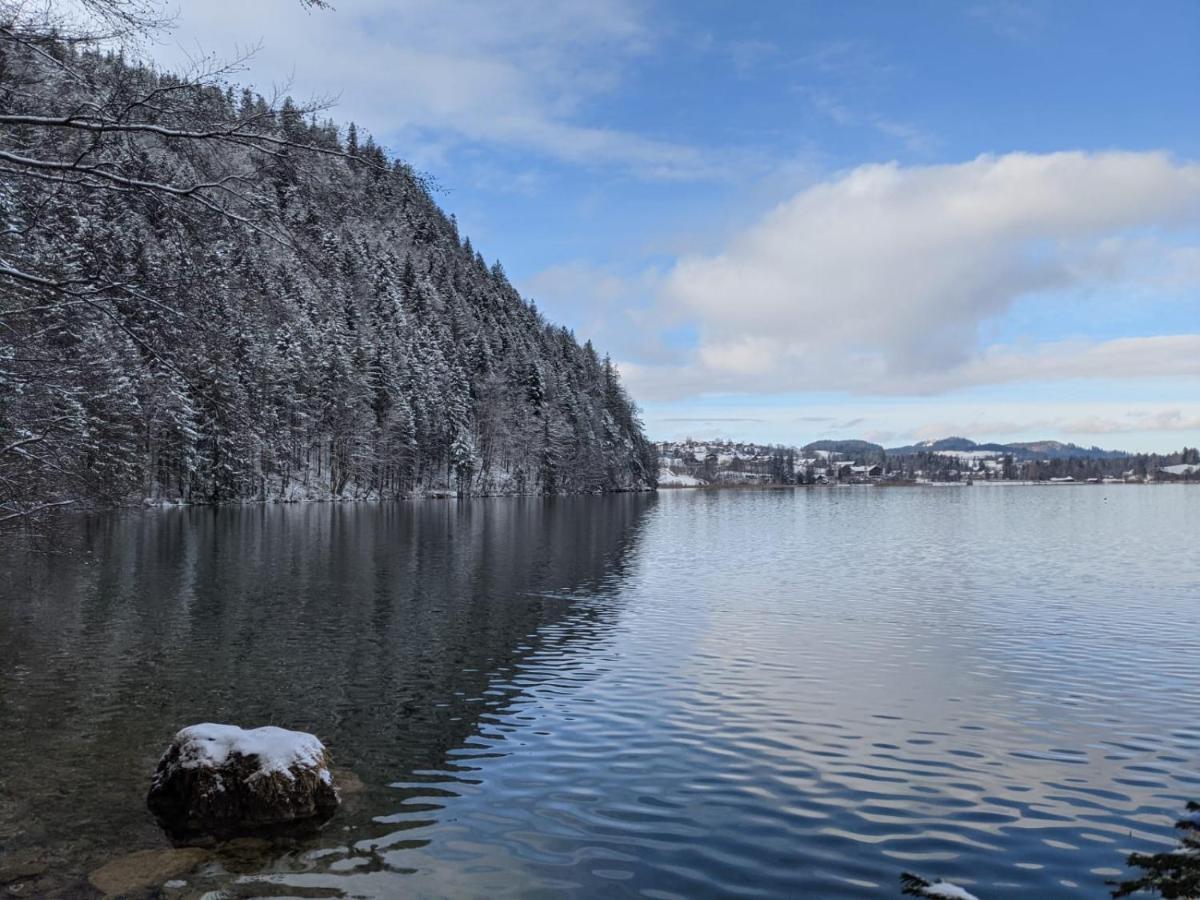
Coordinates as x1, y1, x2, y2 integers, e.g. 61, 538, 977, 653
900, 872, 980, 900
923, 884, 979, 900
173, 723, 329, 782
147, 723, 339, 840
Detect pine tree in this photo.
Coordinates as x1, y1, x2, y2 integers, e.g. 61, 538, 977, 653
0, 17, 657, 523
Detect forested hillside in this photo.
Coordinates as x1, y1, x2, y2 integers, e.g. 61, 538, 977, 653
0, 5, 656, 521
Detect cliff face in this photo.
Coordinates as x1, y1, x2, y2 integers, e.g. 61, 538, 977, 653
0, 42, 656, 512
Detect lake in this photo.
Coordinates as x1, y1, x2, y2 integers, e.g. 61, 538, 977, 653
1, 486, 1198, 897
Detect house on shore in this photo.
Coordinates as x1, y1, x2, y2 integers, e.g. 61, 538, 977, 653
1157, 463, 1200, 480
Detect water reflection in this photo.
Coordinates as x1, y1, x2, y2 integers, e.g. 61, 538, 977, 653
1110, 800, 1200, 898
2, 487, 1199, 898
235, 487, 1200, 899
0, 494, 656, 891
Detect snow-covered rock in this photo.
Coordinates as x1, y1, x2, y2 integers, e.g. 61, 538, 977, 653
922, 885, 979, 900
147, 724, 339, 839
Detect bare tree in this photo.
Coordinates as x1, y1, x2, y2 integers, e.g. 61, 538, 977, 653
0, 0, 342, 525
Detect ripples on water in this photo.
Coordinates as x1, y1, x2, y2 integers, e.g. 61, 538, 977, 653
0, 486, 1198, 897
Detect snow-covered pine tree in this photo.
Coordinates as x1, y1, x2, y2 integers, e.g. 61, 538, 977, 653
0, 1, 656, 523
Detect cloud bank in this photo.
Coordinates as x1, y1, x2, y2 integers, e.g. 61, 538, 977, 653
622, 151, 1200, 399
157, 0, 720, 179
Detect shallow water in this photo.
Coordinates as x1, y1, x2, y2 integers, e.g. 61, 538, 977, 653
1, 486, 1198, 897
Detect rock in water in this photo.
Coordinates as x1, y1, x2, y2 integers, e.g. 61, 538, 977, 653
147, 723, 339, 840
0, 849, 49, 884
89, 848, 210, 897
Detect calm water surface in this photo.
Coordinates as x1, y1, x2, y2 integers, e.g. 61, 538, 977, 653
1, 486, 1198, 897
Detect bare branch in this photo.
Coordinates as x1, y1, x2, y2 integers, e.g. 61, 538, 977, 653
0, 498, 78, 524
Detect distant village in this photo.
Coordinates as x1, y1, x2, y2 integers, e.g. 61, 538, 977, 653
655, 438, 1200, 488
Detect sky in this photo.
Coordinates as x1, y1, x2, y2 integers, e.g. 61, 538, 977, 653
151, 0, 1200, 452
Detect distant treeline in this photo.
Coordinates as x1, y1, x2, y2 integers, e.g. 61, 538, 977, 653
883, 449, 1200, 482
658, 439, 1200, 485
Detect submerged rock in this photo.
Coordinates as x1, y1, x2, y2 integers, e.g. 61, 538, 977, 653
214, 835, 283, 875
88, 847, 210, 897
0, 849, 48, 885
146, 723, 339, 840
330, 768, 365, 796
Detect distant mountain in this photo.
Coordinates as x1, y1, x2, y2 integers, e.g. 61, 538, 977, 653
910, 437, 978, 452
802, 439, 884, 455
1003, 441, 1129, 460
885, 437, 1129, 461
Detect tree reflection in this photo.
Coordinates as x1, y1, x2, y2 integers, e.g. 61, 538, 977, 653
1111, 801, 1200, 899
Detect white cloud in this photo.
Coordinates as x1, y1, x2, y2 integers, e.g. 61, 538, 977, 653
946, 335, 1200, 390
520, 261, 670, 359
152, 0, 721, 179
625, 151, 1200, 399
799, 87, 936, 155
907, 410, 1200, 446
968, 1, 1046, 42
911, 408, 1200, 441
1062, 409, 1200, 434
622, 335, 1200, 402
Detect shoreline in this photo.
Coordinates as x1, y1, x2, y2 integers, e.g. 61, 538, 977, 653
655, 479, 1189, 490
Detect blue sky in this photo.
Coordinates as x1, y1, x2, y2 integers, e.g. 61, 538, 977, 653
160, 0, 1200, 452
